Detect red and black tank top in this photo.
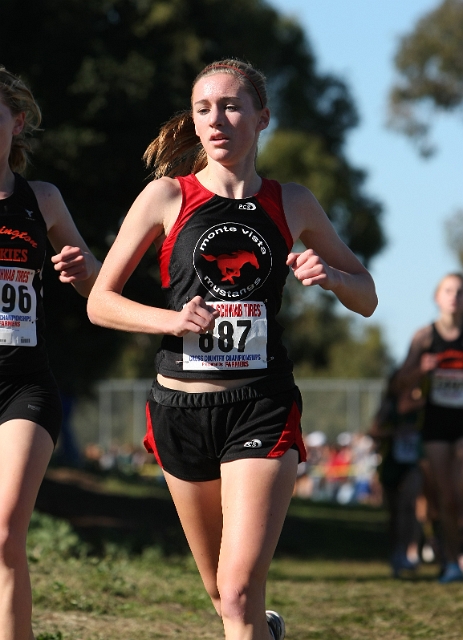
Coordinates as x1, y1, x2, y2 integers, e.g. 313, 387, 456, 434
427, 323, 463, 409
0, 173, 48, 375
156, 174, 294, 379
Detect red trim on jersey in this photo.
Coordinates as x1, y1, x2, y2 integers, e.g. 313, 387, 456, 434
267, 400, 307, 461
436, 349, 463, 369
255, 179, 293, 251
158, 175, 215, 287
157, 175, 293, 287
143, 402, 163, 467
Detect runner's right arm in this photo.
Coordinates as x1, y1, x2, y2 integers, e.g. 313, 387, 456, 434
87, 178, 218, 336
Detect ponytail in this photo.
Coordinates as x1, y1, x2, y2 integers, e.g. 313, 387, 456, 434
143, 110, 207, 179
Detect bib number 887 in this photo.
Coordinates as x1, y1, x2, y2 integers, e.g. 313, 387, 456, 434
199, 320, 251, 353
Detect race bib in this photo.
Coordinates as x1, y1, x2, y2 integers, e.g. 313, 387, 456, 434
0, 267, 37, 347
393, 429, 420, 464
183, 301, 267, 371
431, 369, 463, 408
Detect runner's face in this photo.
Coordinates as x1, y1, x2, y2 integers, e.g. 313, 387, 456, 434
0, 96, 25, 159
192, 73, 269, 166
435, 276, 463, 315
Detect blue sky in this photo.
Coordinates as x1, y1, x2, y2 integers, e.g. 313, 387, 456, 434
268, 0, 462, 363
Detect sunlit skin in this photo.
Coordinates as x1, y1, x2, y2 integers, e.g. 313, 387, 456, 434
192, 74, 269, 182
435, 275, 463, 318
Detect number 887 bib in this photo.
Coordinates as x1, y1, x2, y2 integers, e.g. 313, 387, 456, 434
182, 301, 267, 371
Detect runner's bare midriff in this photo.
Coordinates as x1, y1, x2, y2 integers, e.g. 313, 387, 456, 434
157, 373, 263, 393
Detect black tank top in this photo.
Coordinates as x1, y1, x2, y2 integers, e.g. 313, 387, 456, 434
156, 174, 294, 379
427, 323, 463, 409
0, 173, 48, 375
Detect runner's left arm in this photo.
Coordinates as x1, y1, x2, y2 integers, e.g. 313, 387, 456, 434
31, 181, 100, 297
282, 183, 377, 317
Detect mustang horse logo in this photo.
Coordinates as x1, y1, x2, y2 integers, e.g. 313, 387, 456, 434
202, 250, 259, 284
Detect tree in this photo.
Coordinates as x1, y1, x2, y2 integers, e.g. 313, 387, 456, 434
445, 209, 463, 267
277, 279, 391, 379
258, 131, 384, 265
388, 0, 463, 156
0, 0, 387, 389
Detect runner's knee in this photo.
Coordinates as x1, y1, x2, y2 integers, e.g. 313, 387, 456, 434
0, 525, 26, 569
217, 573, 265, 621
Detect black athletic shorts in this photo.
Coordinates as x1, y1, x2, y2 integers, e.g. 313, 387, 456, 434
0, 369, 62, 446
144, 373, 306, 481
421, 403, 463, 444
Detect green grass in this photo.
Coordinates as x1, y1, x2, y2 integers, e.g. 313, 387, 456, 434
29, 477, 463, 639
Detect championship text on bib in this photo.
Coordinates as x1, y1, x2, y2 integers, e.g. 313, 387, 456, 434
431, 369, 463, 408
183, 301, 267, 370
0, 267, 37, 347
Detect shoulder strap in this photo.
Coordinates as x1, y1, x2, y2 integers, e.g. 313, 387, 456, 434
255, 179, 293, 251
12, 173, 47, 228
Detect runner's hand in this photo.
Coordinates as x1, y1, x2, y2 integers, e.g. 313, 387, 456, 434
52, 245, 94, 283
287, 249, 333, 290
171, 296, 219, 337
420, 353, 438, 372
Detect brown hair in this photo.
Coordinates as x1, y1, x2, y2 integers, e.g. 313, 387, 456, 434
0, 66, 42, 173
143, 59, 267, 179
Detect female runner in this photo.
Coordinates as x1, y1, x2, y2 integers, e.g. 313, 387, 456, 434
0, 66, 99, 639
399, 273, 463, 583
87, 58, 377, 639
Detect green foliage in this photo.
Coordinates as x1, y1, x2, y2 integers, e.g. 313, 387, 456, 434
0, 0, 386, 386
258, 131, 384, 265
278, 282, 391, 378
27, 511, 90, 561
29, 501, 463, 639
327, 325, 391, 378
445, 208, 463, 268
388, 0, 463, 155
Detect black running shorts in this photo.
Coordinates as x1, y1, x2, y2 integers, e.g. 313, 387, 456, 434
421, 403, 463, 444
144, 373, 306, 481
0, 369, 62, 446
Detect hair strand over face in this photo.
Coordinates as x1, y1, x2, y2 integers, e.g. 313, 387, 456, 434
0, 66, 41, 174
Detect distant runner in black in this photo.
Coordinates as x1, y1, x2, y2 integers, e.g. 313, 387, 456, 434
399, 273, 463, 583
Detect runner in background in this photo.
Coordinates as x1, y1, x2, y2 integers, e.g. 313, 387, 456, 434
88, 58, 377, 639
398, 273, 463, 583
0, 66, 99, 639
369, 369, 424, 578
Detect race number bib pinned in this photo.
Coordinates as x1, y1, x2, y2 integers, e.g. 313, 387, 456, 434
392, 428, 420, 464
431, 369, 463, 408
183, 301, 267, 371
0, 267, 37, 347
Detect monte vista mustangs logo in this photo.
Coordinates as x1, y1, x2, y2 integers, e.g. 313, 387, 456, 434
193, 222, 272, 300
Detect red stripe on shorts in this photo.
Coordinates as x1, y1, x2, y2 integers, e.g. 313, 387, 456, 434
267, 400, 307, 461
143, 402, 163, 467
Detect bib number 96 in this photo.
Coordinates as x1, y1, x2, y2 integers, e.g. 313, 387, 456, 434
1, 283, 32, 313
